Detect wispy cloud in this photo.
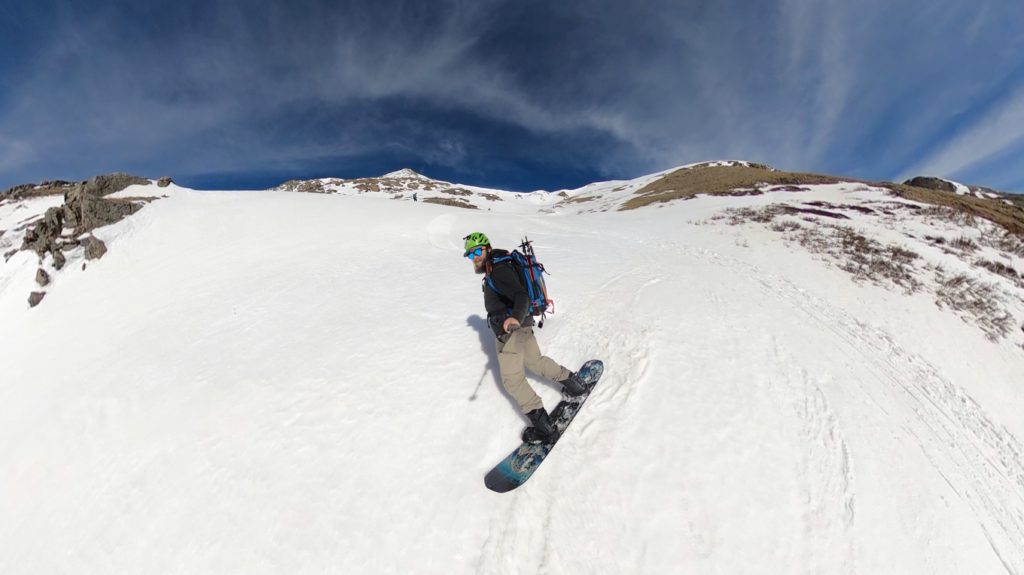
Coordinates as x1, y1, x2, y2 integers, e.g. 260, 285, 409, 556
2, 0, 1024, 192
899, 87, 1024, 182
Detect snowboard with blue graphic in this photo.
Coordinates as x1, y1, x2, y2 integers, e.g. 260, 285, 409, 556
484, 359, 604, 493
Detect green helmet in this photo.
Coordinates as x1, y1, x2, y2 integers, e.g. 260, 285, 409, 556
463, 232, 490, 255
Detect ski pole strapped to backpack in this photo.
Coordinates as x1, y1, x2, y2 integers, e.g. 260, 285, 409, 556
485, 237, 555, 327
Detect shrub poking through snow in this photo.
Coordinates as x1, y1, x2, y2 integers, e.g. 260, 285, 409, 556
950, 235, 979, 252
934, 271, 1014, 341
714, 200, 1024, 343
818, 226, 923, 294
974, 259, 1024, 288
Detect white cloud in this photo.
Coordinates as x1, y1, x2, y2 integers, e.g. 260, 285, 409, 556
899, 87, 1024, 180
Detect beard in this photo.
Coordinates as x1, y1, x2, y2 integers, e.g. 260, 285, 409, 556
474, 258, 486, 274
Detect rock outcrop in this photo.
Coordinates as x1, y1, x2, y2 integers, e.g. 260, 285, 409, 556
3, 180, 77, 200
903, 177, 956, 193
20, 173, 147, 258
11, 172, 154, 308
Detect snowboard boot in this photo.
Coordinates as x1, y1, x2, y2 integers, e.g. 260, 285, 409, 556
559, 372, 588, 397
522, 407, 558, 444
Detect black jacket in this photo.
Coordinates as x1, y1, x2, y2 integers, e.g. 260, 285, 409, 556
483, 249, 536, 337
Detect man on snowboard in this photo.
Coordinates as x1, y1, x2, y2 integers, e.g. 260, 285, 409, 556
463, 232, 587, 443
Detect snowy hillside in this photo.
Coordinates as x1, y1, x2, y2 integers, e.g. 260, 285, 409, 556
2, 165, 1024, 574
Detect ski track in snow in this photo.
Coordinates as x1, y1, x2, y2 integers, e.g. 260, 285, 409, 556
5, 187, 1024, 574
475, 261, 659, 575
469, 219, 1022, 574
666, 240, 1024, 574
773, 341, 857, 573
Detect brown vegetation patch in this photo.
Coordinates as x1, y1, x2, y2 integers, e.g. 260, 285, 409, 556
116, 196, 163, 204
884, 183, 1024, 236
621, 161, 1023, 234
934, 270, 1014, 341
814, 226, 923, 293
950, 236, 979, 252
441, 187, 473, 197
560, 195, 599, 205
975, 258, 1023, 286
621, 164, 844, 210
720, 206, 921, 292
422, 197, 478, 210
803, 200, 877, 215
353, 180, 381, 192
721, 203, 847, 222
789, 206, 849, 220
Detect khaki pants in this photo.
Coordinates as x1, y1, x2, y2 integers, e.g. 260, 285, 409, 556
496, 326, 571, 413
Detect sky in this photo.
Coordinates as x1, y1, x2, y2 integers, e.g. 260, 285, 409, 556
1, 0, 1023, 193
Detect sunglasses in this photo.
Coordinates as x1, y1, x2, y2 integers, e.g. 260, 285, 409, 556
465, 247, 484, 259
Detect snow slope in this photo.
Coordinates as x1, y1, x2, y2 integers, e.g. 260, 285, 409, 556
1, 175, 1024, 574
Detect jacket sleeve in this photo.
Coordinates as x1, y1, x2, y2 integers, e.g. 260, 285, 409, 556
490, 264, 530, 323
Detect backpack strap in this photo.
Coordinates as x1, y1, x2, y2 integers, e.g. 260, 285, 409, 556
484, 255, 514, 297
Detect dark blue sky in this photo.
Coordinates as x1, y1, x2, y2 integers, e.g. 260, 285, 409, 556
2, 0, 1023, 192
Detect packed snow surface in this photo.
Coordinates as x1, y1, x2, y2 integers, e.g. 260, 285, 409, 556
2, 175, 1024, 574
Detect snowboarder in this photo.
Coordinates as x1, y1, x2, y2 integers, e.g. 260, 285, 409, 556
463, 232, 587, 443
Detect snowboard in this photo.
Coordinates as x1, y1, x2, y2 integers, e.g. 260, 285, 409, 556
484, 359, 604, 493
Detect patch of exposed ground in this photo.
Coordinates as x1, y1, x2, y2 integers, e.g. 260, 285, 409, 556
884, 183, 1024, 236
422, 197, 478, 209
713, 203, 1024, 343
620, 164, 842, 210
619, 164, 1024, 239
278, 180, 331, 194
440, 188, 473, 197
558, 195, 600, 205
5, 173, 160, 308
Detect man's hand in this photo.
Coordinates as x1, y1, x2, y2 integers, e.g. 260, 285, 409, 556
503, 317, 521, 333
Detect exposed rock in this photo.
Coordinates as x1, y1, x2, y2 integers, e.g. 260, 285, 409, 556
52, 249, 66, 270
4, 180, 77, 200
36, 268, 50, 287
83, 236, 108, 260
5, 172, 147, 201
14, 172, 149, 262
157, 176, 173, 188
904, 177, 956, 193
279, 179, 328, 194
4, 249, 17, 262
63, 184, 142, 232
21, 207, 64, 255
28, 292, 45, 307
81, 173, 150, 197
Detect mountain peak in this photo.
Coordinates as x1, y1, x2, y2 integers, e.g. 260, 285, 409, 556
381, 168, 429, 180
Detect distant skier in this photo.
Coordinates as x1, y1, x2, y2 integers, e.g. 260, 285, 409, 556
413, 192, 418, 202
463, 232, 587, 442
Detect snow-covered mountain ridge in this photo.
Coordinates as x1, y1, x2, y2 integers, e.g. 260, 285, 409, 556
2, 161, 1024, 573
